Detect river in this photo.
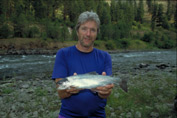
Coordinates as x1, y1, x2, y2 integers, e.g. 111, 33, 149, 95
0, 50, 176, 79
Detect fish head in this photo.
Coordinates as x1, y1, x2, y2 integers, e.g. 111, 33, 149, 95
56, 78, 70, 90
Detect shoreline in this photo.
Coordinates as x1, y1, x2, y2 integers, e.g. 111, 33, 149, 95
0, 38, 176, 55
0, 48, 175, 55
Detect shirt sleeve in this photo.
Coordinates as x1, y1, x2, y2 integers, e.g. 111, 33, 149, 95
104, 52, 112, 76
52, 49, 68, 80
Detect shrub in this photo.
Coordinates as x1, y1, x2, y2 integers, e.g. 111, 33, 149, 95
154, 34, 175, 49
27, 26, 40, 38
105, 40, 116, 50
160, 36, 175, 49
116, 38, 130, 49
0, 24, 13, 39
141, 32, 155, 43
46, 24, 61, 40
13, 14, 28, 38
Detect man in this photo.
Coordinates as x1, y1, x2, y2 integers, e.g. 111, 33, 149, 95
52, 11, 114, 118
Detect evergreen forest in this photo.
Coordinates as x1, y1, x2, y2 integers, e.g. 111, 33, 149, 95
0, 0, 176, 50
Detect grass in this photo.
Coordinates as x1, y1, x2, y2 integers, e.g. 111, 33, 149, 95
0, 69, 176, 117
1, 88, 14, 94
106, 71, 176, 118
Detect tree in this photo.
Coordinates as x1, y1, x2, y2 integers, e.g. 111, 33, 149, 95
13, 13, 28, 37
100, 6, 111, 25
96, 0, 104, 23
136, 0, 144, 23
110, 0, 117, 22
175, 3, 177, 29
124, 3, 134, 26
0, 24, 12, 38
133, 0, 137, 21
156, 4, 164, 27
151, 3, 158, 31
100, 24, 114, 40
60, 24, 70, 42
166, 0, 172, 21
69, 0, 85, 27
84, 0, 96, 11
32, 0, 46, 19
162, 16, 170, 29
146, 0, 153, 13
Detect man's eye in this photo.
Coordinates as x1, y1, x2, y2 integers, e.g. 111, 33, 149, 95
81, 27, 87, 31
91, 29, 96, 33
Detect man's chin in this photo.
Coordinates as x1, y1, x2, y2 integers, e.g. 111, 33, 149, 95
83, 44, 91, 48
80, 40, 94, 48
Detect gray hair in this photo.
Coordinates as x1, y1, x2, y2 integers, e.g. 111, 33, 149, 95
75, 11, 100, 33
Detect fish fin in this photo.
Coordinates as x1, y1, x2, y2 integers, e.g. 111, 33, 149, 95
86, 71, 99, 75
56, 78, 68, 85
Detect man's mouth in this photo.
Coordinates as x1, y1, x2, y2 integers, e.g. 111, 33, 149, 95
84, 37, 91, 41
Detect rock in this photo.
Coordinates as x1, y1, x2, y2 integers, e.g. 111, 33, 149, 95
11, 104, 16, 112
173, 95, 177, 116
139, 63, 149, 68
21, 84, 30, 89
126, 112, 132, 118
150, 112, 159, 118
27, 88, 35, 94
9, 112, 17, 117
49, 110, 59, 118
32, 111, 38, 118
156, 63, 169, 69
119, 79, 128, 92
21, 112, 29, 118
113, 93, 119, 98
135, 111, 141, 118
110, 112, 116, 118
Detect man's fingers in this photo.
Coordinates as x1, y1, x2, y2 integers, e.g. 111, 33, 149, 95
66, 87, 80, 94
102, 72, 106, 76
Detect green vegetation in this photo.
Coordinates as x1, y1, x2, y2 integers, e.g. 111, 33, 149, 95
0, 61, 176, 117
1, 88, 14, 94
0, 0, 176, 50
106, 71, 176, 118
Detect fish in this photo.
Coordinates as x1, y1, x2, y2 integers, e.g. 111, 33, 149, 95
56, 72, 127, 92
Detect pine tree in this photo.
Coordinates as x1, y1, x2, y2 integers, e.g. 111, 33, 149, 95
62, 0, 71, 21
146, 0, 153, 13
96, 1, 104, 25
84, 0, 96, 11
110, 0, 116, 22
156, 4, 164, 27
151, 3, 158, 31
32, 0, 46, 19
100, 5, 111, 25
136, 0, 144, 23
166, 0, 172, 21
174, 3, 177, 29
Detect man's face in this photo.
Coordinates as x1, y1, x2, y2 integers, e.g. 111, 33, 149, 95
77, 20, 98, 48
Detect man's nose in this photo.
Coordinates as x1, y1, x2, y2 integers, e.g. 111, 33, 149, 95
86, 29, 91, 36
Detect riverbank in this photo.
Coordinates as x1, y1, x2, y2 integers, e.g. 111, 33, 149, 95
0, 38, 164, 55
0, 76, 60, 117
0, 50, 176, 117
0, 38, 76, 55
0, 68, 176, 118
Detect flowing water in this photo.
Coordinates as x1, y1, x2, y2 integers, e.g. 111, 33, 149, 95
0, 50, 176, 79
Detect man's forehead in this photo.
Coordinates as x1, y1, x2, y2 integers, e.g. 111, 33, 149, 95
80, 20, 98, 28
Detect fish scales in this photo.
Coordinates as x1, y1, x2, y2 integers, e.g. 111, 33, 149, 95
57, 74, 121, 90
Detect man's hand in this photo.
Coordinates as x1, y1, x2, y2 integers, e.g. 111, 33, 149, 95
94, 72, 114, 99
56, 73, 82, 99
